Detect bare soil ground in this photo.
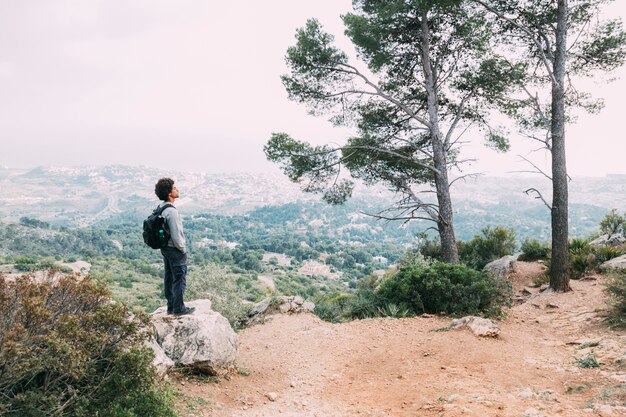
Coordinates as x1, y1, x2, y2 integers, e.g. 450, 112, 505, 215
172, 262, 626, 417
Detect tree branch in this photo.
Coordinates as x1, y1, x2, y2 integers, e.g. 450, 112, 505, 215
338, 62, 433, 128
518, 154, 552, 181
524, 187, 552, 210
472, 0, 558, 84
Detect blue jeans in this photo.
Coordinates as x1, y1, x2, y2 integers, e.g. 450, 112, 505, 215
161, 246, 188, 313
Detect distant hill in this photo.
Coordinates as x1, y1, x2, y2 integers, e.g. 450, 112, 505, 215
0, 165, 623, 240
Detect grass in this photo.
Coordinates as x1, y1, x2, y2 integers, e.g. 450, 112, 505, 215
565, 385, 590, 394
575, 354, 600, 368
236, 365, 251, 376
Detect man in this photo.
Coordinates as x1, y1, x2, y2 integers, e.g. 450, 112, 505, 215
154, 177, 195, 316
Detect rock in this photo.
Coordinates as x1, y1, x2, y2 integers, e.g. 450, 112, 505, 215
302, 301, 315, 313
484, 255, 518, 278
147, 336, 174, 378
248, 298, 271, 317
596, 404, 613, 416
247, 296, 316, 325
601, 254, 626, 272
590, 233, 625, 247
518, 387, 534, 399
152, 300, 238, 375
266, 392, 278, 402
449, 316, 500, 337
567, 338, 602, 348
523, 408, 540, 417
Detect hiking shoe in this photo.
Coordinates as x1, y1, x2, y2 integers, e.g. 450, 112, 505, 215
173, 306, 195, 316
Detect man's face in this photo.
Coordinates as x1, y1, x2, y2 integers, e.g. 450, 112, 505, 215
169, 185, 180, 200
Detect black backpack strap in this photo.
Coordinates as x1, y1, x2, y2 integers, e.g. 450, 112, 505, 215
155, 203, 175, 215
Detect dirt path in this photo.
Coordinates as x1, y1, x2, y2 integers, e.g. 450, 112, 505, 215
173, 263, 626, 417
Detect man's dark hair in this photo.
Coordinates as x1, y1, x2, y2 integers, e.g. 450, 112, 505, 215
155, 178, 175, 201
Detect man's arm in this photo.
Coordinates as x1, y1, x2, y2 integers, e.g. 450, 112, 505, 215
164, 207, 187, 253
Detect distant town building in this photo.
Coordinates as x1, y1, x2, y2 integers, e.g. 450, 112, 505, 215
308, 219, 324, 228
298, 260, 342, 280
218, 240, 239, 249
372, 256, 388, 265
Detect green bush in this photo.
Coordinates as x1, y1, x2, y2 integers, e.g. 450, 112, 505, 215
605, 271, 626, 327
568, 239, 594, 278
458, 226, 517, 270
417, 239, 443, 262
313, 276, 382, 322
0, 274, 177, 417
519, 239, 550, 261
314, 293, 356, 323
567, 239, 624, 278
186, 263, 259, 329
593, 245, 624, 264
377, 261, 512, 317
600, 209, 626, 237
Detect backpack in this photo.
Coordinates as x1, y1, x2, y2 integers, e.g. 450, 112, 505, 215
143, 203, 174, 249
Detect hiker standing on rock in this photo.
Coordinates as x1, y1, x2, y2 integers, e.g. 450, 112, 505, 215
154, 178, 195, 316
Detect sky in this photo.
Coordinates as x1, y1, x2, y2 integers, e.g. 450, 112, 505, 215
0, 0, 625, 177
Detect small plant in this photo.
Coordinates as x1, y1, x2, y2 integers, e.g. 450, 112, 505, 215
575, 354, 600, 368
565, 385, 589, 394
236, 365, 251, 376
569, 238, 591, 254
594, 245, 624, 264
377, 303, 410, 318
532, 274, 550, 287
568, 239, 596, 278
605, 271, 626, 327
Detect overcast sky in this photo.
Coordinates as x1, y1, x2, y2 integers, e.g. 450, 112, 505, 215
1, 0, 625, 177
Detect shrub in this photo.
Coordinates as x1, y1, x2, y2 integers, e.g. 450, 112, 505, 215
593, 245, 624, 264
418, 239, 443, 262
519, 239, 550, 261
600, 209, 626, 237
186, 263, 258, 329
605, 271, 626, 327
568, 239, 594, 278
0, 273, 177, 417
313, 293, 354, 323
567, 239, 623, 278
458, 226, 517, 270
314, 276, 383, 322
377, 262, 512, 317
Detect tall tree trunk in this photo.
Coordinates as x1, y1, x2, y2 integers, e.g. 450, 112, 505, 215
550, 0, 571, 291
420, 10, 460, 264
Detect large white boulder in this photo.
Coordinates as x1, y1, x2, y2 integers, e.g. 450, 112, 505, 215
590, 233, 626, 247
484, 255, 518, 278
147, 337, 174, 378
601, 254, 626, 272
151, 299, 238, 375
450, 316, 500, 337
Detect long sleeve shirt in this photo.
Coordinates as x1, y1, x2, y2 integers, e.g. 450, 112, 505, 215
158, 201, 186, 254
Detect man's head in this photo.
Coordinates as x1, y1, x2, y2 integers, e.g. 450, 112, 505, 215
155, 177, 179, 202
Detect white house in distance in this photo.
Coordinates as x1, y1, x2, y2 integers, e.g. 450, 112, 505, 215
298, 260, 342, 280
372, 256, 388, 265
